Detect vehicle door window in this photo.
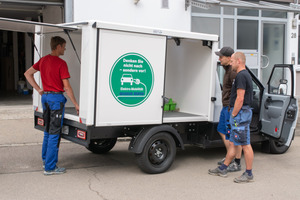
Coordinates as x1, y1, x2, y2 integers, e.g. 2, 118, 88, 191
268, 67, 291, 96
251, 78, 261, 125
217, 63, 225, 89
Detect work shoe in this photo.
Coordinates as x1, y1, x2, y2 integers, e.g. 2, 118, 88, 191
227, 161, 241, 172
208, 167, 228, 177
44, 166, 66, 176
234, 172, 254, 183
217, 157, 234, 165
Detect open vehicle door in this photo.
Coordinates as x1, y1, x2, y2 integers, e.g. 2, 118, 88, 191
0, 17, 82, 121
260, 64, 298, 153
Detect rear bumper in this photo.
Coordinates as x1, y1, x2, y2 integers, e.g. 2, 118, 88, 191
34, 111, 90, 147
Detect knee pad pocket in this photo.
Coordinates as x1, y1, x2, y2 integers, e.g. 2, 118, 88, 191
49, 102, 64, 135
43, 103, 50, 133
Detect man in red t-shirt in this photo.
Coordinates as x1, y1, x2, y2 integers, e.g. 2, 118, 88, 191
24, 36, 79, 175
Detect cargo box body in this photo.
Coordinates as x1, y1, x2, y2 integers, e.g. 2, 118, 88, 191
32, 21, 219, 144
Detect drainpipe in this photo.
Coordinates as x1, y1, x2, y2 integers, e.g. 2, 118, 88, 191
64, 0, 73, 23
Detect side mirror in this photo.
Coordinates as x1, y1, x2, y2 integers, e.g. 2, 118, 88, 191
278, 79, 288, 95
280, 79, 288, 84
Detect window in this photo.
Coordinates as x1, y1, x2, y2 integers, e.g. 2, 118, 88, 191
237, 20, 258, 49
238, 9, 258, 16
161, 0, 169, 9
249, 68, 258, 77
192, 5, 220, 14
269, 67, 291, 96
224, 7, 234, 15
251, 78, 261, 114
217, 63, 225, 88
298, 25, 300, 65
223, 19, 234, 48
262, 11, 287, 18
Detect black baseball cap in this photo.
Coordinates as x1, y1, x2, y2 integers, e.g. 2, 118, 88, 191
215, 47, 234, 57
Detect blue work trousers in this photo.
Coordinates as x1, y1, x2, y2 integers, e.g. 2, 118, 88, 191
41, 93, 66, 171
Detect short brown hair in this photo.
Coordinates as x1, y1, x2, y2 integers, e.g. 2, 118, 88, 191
233, 52, 246, 64
50, 36, 66, 50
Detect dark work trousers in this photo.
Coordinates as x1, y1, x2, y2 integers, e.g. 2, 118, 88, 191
41, 93, 67, 171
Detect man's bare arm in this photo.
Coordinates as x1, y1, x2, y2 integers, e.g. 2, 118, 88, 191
232, 89, 245, 117
24, 67, 43, 95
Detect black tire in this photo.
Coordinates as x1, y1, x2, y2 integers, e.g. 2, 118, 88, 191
86, 138, 117, 154
135, 132, 176, 174
269, 139, 291, 154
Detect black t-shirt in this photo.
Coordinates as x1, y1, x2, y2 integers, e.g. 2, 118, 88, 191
229, 69, 253, 107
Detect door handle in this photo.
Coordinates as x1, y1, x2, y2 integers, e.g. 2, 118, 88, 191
261, 55, 270, 69
264, 96, 272, 109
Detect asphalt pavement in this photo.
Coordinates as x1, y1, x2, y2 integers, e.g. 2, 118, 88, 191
1, 109, 300, 200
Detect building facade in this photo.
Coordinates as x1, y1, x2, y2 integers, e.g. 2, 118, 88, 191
189, 0, 300, 97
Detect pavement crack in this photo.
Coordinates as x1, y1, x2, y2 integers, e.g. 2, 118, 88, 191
88, 169, 109, 200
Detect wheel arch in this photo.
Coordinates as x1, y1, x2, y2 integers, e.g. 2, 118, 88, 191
128, 125, 184, 154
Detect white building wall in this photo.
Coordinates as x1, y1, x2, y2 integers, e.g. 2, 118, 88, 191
286, 13, 299, 97
73, 0, 191, 31
286, 13, 298, 65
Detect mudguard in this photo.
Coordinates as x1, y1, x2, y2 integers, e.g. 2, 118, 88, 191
128, 125, 184, 154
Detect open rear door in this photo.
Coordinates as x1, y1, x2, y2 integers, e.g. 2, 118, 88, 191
0, 17, 78, 34
260, 64, 298, 146
0, 17, 80, 116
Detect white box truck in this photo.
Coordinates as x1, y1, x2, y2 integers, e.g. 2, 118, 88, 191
0, 17, 298, 174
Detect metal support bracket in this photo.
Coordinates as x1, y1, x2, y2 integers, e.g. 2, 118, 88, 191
186, 0, 216, 11
185, 0, 190, 11
64, 29, 81, 64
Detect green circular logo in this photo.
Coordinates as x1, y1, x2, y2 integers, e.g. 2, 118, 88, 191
109, 53, 154, 107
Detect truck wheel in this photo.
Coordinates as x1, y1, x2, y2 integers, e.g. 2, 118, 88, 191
86, 138, 117, 154
135, 132, 176, 174
269, 139, 291, 154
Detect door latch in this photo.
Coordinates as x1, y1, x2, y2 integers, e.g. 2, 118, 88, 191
264, 96, 272, 109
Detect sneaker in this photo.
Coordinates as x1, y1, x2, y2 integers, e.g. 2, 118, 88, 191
227, 161, 241, 172
44, 166, 66, 176
234, 172, 254, 183
217, 157, 234, 165
42, 160, 45, 169
208, 167, 228, 177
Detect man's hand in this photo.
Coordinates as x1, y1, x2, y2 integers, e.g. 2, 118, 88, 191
75, 104, 79, 115
38, 89, 44, 96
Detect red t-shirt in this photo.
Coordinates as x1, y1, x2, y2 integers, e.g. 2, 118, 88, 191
33, 54, 70, 92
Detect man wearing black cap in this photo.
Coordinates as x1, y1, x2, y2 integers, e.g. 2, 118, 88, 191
213, 47, 242, 172
209, 52, 254, 183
